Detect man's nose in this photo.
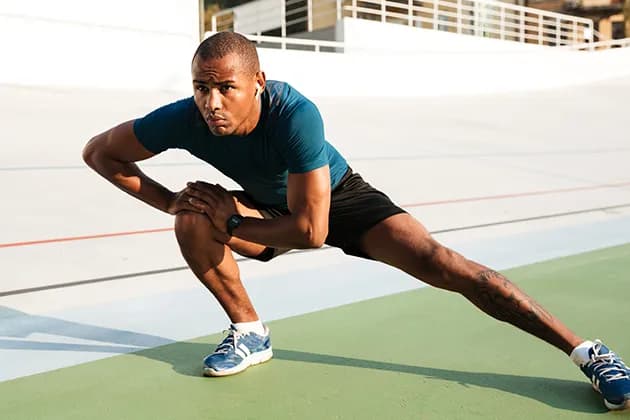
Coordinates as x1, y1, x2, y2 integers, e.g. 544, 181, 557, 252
206, 88, 222, 112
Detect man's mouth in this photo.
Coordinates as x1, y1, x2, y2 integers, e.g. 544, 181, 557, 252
207, 116, 227, 127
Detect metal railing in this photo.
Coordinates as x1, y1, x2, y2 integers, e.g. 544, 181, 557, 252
209, 0, 595, 47
228, 32, 346, 51
346, 0, 593, 46
203, 30, 630, 54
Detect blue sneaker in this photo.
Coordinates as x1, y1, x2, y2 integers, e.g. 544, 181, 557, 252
579, 340, 630, 410
203, 324, 273, 377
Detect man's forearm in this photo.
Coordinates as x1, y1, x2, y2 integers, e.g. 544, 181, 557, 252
85, 155, 174, 214
232, 214, 326, 250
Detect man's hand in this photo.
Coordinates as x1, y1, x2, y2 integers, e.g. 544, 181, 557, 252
186, 181, 239, 234
166, 188, 204, 215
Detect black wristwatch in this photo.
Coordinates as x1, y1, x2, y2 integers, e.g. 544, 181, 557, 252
226, 214, 244, 236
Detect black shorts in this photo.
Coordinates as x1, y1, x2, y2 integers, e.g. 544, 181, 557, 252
246, 168, 406, 261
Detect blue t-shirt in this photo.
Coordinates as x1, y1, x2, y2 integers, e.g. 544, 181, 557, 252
133, 80, 348, 209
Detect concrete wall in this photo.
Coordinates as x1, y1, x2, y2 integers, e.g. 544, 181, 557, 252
292, 25, 340, 42
0, 0, 200, 91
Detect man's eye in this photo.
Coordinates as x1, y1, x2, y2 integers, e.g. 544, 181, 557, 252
195, 85, 208, 93
220, 85, 234, 93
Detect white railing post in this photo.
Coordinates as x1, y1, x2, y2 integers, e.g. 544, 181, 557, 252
211, 15, 217, 32
556, 17, 560, 45
381, 0, 386, 22
473, 1, 480, 36
573, 20, 577, 44
538, 14, 543, 45
352, 0, 357, 18
433, 0, 439, 30
408, 0, 413, 26
457, 0, 462, 34
500, 6, 505, 40
281, 0, 286, 47
337, 0, 342, 20
307, 0, 313, 31
520, 9, 524, 42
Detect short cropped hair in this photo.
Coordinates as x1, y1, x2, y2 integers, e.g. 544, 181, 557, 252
193, 31, 260, 75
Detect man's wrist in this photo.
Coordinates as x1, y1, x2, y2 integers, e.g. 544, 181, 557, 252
226, 214, 245, 236
165, 191, 178, 215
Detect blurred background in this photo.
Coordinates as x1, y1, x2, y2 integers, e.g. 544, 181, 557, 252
201, 0, 630, 43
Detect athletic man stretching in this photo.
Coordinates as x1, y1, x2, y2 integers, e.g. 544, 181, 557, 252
83, 31, 629, 409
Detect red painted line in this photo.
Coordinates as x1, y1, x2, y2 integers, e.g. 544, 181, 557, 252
0, 228, 173, 249
1, 181, 629, 249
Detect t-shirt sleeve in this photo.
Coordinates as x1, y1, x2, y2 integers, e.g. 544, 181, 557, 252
133, 98, 195, 154
278, 100, 329, 174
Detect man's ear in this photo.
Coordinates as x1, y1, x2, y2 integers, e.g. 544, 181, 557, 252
255, 71, 266, 98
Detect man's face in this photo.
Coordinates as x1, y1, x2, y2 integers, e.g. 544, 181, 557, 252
191, 53, 264, 136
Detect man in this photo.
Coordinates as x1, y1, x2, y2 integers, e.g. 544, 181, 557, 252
83, 31, 630, 409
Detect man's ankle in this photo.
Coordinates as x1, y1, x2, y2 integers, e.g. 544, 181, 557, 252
233, 320, 266, 336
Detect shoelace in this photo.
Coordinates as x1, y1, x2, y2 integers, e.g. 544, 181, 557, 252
588, 341, 630, 382
213, 327, 245, 355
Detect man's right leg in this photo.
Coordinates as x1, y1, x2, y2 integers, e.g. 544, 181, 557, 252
174, 209, 264, 323
173, 194, 274, 376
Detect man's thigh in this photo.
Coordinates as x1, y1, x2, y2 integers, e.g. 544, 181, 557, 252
358, 212, 434, 265
358, 212, 484, 292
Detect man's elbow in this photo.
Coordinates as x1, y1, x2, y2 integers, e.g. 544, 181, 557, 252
82, 138, 98, 168
302, 225, 327, 248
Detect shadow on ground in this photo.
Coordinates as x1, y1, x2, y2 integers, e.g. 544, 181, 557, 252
0, 306, 611, 414
137, 340, 607, 414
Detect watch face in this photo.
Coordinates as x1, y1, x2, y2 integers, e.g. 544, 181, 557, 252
227, 214, 243, 234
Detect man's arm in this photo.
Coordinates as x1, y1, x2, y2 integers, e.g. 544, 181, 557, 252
186, 165, 331, 249
237, 166, 331, 248
82, 120, 198, 215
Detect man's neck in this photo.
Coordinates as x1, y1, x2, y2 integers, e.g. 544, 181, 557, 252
239, 99, 262, 136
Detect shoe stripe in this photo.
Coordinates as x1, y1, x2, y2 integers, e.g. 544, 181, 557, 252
234, 348, 247, 359
238, 343, 251, 357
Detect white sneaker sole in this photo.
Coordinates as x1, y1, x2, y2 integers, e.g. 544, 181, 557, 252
203, 348, 273, 377
603, 398, 628, 411
592, 384, 630, 410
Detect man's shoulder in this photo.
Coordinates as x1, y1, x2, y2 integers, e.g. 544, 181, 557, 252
265, 81, 317, 122
265, 80, 290, 100
133, 96, 200, 152
157, 96, 196, 117
266, 81, 310, 109
136, 96, 200, 130
136, 96, 197, 125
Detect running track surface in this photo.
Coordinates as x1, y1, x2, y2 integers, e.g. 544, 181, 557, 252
1, 244, 629, 419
